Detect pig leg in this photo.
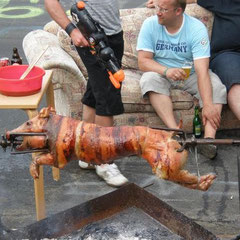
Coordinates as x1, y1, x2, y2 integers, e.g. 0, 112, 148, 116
169, 170, 199, 184
30, 153, 54, 179
170, 170, 216, 191
178, 174, 216, 191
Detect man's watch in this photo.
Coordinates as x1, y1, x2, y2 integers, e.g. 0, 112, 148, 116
65, 22, 76, 36
163, 67, 169, 77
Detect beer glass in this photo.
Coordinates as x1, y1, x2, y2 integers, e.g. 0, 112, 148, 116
182, 61, 193, 80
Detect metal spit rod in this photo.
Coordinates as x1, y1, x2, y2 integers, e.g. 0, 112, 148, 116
0, 132, 49, 154
151, 126, 240, 147
1, 129, 240, 154
177, 136, 240, 152
184, 137, 240, 145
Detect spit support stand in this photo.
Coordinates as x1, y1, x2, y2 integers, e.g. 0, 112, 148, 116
0, 132, 49, 154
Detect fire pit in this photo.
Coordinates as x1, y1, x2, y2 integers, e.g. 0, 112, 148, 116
6, 183, 218, 240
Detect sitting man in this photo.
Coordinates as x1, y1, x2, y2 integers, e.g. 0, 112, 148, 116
138, 0, 227, 159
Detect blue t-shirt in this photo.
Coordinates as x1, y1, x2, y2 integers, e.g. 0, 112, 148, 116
136, 14, 210, 73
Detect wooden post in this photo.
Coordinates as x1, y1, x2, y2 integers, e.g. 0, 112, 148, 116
46, 79, 60, 181
33, 165, 46, 220
26, 109, 46, 221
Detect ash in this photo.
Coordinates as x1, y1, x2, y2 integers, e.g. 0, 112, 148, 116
59, 207, 183, 240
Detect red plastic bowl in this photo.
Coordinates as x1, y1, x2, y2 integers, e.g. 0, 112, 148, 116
0, 65, 45, 96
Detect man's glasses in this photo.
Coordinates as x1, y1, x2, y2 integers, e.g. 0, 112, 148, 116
155, 5, 177, 14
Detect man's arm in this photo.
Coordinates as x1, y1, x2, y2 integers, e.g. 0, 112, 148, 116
138, 51, 186, 81
194, 58, 221, 129
44, 0, 71, 31
44, 0, 88, 47
138, 51, 166, 74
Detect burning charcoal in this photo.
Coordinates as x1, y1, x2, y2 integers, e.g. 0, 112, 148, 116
59, 207, 184, 240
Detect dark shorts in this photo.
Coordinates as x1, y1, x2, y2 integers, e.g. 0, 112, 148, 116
210, 51, 240, 92
76, 31, 124, 116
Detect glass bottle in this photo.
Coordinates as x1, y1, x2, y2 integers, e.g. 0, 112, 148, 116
193, 105, 202, 138
11, 47, 22, 65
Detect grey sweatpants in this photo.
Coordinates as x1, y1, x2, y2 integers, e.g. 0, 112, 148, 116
140, 70, 227, 107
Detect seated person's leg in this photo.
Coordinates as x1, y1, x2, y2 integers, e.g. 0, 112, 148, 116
204, 70, 226, 137
140, 72, 178, 128
184, 71, 226, 138
210, 52, 240, 119
227, 84, 240, 120
184, 71, 227, 159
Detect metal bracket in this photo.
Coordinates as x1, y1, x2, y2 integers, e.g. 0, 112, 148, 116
0, 132, 49, 154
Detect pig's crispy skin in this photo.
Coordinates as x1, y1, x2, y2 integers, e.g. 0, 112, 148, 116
6, 107, 216, 191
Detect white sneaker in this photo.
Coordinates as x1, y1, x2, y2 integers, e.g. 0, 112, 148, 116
95, 163, 128, 187
78, 160, 95, 169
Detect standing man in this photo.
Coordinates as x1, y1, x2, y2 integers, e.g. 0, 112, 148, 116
44, 0, 128, 187
138, 0, 227, 159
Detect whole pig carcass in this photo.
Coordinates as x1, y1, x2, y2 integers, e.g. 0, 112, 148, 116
6, 107, 216, 191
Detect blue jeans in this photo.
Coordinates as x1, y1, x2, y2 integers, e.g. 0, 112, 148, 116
210, 51, 240, 92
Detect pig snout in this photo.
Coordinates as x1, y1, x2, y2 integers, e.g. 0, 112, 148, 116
5, 115, 48, 151
6, 115, 48, 136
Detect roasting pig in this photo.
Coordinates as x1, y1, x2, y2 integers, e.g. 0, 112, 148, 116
6, 107, 216, 191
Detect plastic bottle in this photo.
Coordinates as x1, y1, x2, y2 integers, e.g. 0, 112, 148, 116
11, 47, 22, 65
193, 105, 202, 138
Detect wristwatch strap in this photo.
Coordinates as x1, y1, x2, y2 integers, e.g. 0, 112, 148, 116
163, 67, 169, 77
65, 22, 76, 36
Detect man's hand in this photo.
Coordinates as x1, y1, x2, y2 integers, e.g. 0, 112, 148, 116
202, 104, 221, 129
166, 68, 186, 81
70, 28, 89, 47
146, 0, 155, 8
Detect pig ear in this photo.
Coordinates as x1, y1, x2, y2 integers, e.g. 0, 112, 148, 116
39, 107, 56, 118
